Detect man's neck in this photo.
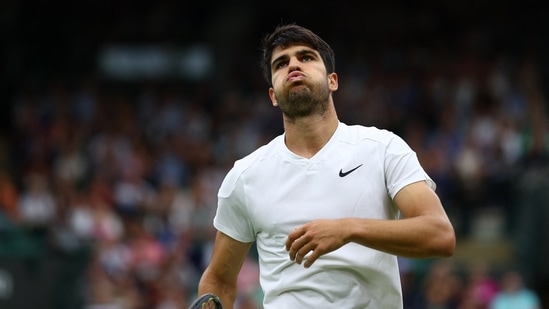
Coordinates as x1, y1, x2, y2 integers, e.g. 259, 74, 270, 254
282, 107, 339, 159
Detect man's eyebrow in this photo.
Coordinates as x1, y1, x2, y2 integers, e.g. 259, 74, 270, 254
271, 48, 318, 67
271, 54, 289, 68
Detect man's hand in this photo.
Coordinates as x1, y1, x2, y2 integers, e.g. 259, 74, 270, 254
285, 219, 349, 268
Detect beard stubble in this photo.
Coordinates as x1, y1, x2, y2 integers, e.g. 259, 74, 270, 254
276, 79, 331, 120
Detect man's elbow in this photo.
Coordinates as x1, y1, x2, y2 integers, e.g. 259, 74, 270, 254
437, 224, 456, 257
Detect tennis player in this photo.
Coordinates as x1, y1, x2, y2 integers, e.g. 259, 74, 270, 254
197, 23, 455, 309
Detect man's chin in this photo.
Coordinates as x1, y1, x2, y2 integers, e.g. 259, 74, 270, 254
288, 84, 310, 96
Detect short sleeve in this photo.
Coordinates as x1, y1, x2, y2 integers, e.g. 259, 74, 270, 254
384, 134, 435, 199
214, 165, 256, 243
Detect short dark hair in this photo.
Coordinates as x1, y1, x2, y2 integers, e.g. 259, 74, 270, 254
260, 23, 335, 86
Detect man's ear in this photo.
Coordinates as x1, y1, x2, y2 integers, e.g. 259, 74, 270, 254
328, 73, 338, 91
268, 87, 278, 106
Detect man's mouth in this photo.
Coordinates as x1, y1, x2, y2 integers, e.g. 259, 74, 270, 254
286, 72, 305, 82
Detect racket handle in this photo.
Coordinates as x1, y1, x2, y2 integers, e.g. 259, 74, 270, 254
188, 293, 223, 309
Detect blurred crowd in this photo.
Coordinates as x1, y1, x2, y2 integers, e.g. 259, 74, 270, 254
1, 2, 548, 307
1, 41, 547, 308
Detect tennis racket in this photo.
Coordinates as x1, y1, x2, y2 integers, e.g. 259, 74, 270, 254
189, 293, 223, 309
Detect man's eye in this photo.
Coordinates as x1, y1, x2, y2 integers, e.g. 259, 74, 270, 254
276, 62, 287, 69
301, 55, 316, 62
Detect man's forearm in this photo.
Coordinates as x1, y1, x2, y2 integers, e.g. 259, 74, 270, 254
346, 216, 455, 258
197, 272, 238, 309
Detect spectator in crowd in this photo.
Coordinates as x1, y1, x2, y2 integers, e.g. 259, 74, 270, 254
459, 262, 499, 309
489, 270, 541, 309
414, 259, 463, 309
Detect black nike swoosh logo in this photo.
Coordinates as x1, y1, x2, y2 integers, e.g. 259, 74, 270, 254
339, 164, 363, 177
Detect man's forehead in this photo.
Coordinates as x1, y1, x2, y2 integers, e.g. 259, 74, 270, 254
271, 44, 318, 60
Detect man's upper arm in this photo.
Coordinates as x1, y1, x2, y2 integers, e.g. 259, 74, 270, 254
393, 180, 447, 219
205, 231, 254, 282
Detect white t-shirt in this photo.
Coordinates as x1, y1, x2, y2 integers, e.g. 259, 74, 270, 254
214, 122, 434, 309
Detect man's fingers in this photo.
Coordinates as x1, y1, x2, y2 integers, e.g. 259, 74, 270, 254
303, 251, 319, 268
288, 234, 307, 259
295, 248, 320, 268
285, 227, 305, 251
292, 242, 316, 264
288, 242, 301, 261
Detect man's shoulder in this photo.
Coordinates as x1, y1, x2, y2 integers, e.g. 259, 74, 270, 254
218, 136, 281, 197
228, 135, 282, 175
339, 123, 396, 145
238, 136, 279, 163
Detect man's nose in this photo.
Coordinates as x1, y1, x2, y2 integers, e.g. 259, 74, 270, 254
288, 57, 301, 70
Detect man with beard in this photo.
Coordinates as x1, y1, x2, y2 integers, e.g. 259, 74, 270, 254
197, 23, 455, 309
